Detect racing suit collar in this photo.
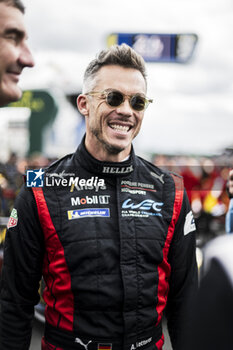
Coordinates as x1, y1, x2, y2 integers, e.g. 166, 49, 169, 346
75, 136, 135, 177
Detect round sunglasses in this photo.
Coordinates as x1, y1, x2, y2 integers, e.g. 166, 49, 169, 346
86, 89, 153, 112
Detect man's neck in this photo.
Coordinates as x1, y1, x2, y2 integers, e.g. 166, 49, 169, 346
84, 138, 131, 163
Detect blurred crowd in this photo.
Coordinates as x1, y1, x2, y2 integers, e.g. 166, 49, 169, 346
0, 152, 56, 217
153, 152, 232, 243
0, 151, 232, 245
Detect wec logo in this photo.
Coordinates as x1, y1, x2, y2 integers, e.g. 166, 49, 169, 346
122, 199, 163, 212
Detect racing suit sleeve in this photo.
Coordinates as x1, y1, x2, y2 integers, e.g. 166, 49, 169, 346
0, 186, 44, 350
165, 189, 198, 350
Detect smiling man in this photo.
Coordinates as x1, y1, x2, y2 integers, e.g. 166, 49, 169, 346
78, 64, 147, 162
0, 0, 34, 107
0, 44, 197, 350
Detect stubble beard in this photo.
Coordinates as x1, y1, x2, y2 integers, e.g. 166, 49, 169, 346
91, 128, 125, 155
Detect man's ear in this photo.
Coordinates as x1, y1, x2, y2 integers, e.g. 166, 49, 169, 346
77, 94, 89, 116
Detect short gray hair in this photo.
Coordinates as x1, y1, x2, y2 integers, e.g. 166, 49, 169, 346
83, 44, 147, 93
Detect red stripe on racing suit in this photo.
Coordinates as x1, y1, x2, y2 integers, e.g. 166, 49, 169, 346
155, 174, 184, 348
32, 188, 74, 331
42, 336, 64, 350
155, 334, 165, 350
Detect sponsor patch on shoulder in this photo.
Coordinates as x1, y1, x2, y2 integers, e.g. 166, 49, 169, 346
184, 210, 196, 236
7, 208, 18, 229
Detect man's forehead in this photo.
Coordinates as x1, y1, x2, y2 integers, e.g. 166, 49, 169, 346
94, 65, 147, 93
0, 3, 26, 34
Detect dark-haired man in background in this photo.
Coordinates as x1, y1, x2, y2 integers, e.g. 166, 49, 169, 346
0, 0, 34, 107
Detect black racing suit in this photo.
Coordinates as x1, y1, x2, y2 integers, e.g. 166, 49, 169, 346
0, 138, 198, 350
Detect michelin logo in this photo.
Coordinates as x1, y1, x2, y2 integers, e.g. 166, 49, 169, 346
184, 211, 196, 235
68, 208, 110, 220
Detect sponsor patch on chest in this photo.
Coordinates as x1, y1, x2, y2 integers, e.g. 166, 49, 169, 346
121, 198, 163, 218
67, 208, 110, 220
71, 195, 110, 206
121, 180, 156, 196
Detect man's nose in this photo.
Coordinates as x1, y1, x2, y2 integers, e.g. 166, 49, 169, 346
19, 43, 35, 68
115, 98, 133, 116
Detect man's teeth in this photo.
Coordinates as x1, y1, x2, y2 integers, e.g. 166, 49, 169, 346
111, 124, 129, 132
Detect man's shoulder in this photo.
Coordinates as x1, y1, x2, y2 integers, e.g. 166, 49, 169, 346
135, 155, 183, 183
136, 155, 164, 174
46, 151, 75, 173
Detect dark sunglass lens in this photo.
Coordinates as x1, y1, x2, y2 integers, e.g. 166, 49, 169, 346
131, 96, 146, 111
107, 91, 123, 107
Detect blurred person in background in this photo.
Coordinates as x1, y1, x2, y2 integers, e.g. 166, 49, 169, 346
0, 44, 197, 350
226, 169, 233, 234
186, 169, 233, 350
0, 0, 34, 107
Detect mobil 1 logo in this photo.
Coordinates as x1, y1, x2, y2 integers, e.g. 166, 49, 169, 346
71, 195, 110, 206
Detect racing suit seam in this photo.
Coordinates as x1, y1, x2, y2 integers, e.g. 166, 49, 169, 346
97, 230, 101, 326
52, 187, 67, 329
136, 216, 139, 338
45, 250, 57, 311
